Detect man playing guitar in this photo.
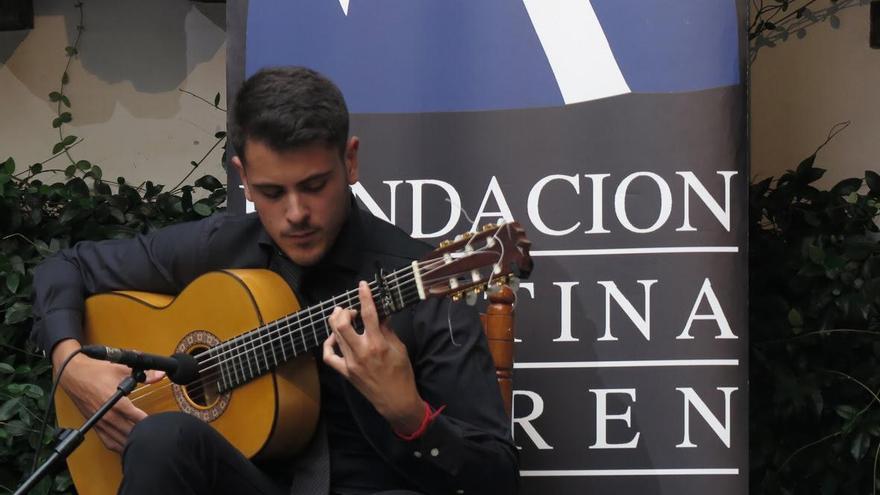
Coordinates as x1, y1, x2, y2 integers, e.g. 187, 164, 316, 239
31, 67, 519, 495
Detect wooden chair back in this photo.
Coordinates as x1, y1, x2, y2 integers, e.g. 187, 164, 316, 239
480, 286, 515, 417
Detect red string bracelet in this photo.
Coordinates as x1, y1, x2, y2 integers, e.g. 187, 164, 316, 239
394, 401, 446, 441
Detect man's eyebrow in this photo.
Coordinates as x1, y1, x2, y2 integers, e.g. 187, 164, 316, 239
249, 170, 334, 189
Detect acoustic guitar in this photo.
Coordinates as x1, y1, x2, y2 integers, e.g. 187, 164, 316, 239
54, 222, 532, 494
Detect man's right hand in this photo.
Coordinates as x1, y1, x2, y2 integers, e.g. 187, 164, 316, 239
51, 339, 163, 453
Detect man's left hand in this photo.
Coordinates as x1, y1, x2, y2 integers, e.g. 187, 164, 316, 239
323, 281, 426, 435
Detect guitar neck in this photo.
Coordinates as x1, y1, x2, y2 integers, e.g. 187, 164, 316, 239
207, 262, 424, 392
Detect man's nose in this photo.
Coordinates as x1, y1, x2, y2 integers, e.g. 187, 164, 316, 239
285, 194, 309, 224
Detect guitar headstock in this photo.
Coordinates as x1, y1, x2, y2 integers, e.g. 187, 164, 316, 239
416, 222, 532, 301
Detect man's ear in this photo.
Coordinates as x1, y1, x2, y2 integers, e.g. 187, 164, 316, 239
232, 156, 252, 202
344, 137, 360, 185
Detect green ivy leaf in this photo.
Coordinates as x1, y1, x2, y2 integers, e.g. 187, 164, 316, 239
796, 154, 816, 176
835, 404, 857, 420
54, 473, 73, 492
788, 308, 804, 327
61, 71, 69, 85
194, 175, 223, 192
832, 178, 862, 196
75, 160, 91, 171
214, 92, 221, 107
48, 91, 62, 102
4, 302, 32, 325
61, 95, 71, 108
95, 181, 111, 195
29, 163, 42, 174
109, 208, 125, 224
64, 165, 76, 177
865, 170, 880, 195
0, 398, 21, 421
64, 46, 78, 56
59, 207, 79, 224
51, 117, 63, 129
10, 255, 24, 274
4, 420, 28, 437
2, 157, 15, 174
193, 201, 213, 217
22, 384, 44, 399
5, 272, 20, 294
851, 432, 869, 460
214, 131, 226, 139
60, 112, 72, 123
0, 363, 14, 374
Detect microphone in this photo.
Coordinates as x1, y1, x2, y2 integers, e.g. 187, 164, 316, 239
80, 345, 200, 385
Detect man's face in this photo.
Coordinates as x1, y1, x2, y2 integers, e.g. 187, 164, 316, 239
233, 137, 360, 266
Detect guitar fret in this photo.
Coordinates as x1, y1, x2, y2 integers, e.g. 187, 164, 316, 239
242, 336, 253, 380
277, 319, 288, 361
267, 322, 279, 367
231, 343, 242, 387
322, 306, 332, 339
259, 331, 269, 372
288, 320, 298, 358
311, 305, 319, 348
253, 331, 262, 374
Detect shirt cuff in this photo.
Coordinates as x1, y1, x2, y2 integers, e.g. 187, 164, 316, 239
32, 308, 83, 356
393, 401, 446, 441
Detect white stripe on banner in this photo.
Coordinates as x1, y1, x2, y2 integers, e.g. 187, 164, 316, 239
531, 246, 740, 257
338, 0, 350, 16
521, 0, 631, 104
520, 469, 740, 477
514, 359, 739, 369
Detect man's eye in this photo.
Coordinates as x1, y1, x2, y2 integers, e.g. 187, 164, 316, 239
302, 181, 326, 192
261, 189, 283, 199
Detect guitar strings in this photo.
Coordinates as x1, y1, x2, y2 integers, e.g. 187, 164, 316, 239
129, 226, 516, 404
127, 256, 498, 405
129, 226, 514, 404
127, 266, 484, 405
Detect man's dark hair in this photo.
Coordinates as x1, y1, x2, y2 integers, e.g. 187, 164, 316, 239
230, 66, 350, 163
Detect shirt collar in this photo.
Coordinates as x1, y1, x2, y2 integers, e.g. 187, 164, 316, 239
256, 193, 365, 273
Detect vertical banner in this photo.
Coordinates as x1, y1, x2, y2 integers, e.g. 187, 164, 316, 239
228, 1, 748, 493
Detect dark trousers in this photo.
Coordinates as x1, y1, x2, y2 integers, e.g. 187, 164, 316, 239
120, 412, 290, 495
120, 412, 425, 495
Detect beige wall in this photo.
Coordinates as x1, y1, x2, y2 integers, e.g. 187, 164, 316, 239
0, 0, 227, 188
750, 0, 880, 187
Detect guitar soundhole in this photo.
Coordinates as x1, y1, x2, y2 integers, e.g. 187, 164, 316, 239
173, 330, 231, 422
185, 346, 219, 407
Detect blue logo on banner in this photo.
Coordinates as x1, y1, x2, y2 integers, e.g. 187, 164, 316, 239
245, 0, 740, 113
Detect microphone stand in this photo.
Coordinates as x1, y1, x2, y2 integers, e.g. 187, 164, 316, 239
13, 368, 147, 495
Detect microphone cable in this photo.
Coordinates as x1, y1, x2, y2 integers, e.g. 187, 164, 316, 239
29, 348, 82, 477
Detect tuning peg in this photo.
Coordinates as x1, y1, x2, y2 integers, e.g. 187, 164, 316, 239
439, 239, 452, 248
508, 276, 520, 292
452, 293, 462, 302
481, 223, 496, 232
465, 291, 478, 306
487, 285, 502, 295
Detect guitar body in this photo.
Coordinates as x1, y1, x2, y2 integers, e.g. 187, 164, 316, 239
54, 269, 320, 495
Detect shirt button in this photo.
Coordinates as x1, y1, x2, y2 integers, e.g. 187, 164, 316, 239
413, 451, 422, 458
430, 448, 439, 457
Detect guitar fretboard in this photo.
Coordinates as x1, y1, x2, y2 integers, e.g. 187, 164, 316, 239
201, 264, 422, 393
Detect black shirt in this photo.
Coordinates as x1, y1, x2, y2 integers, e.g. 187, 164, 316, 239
31, 198, 519, 495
